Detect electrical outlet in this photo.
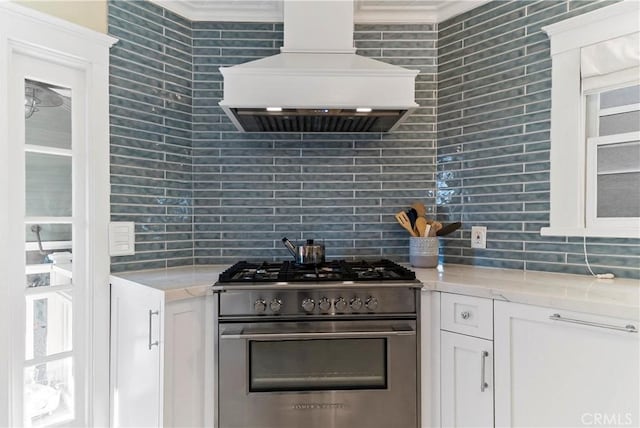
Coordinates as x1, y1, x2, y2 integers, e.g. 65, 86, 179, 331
471, 226, 487, 249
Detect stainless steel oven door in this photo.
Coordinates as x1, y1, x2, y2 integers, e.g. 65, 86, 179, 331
218, 320, 417, 428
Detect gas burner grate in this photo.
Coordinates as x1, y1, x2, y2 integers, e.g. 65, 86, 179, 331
217, 259, 416, 283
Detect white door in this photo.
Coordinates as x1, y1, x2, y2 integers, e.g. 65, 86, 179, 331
0, 5, 114, 426
7, 53, 89, 428
111, 279, 164, 427
441, 331, 493, 428
494, 301, 640, 427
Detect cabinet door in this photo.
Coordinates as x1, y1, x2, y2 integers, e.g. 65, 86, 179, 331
441, 331, 493, 428
164, 297, 206, 427
110, 280, 164, 427
494, 301, 639, 427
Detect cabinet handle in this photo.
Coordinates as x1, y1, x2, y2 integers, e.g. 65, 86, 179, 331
549, 313, 637, 333
148, 309, 159, 350
460, 311, 471, 320
480, 350, 489, 392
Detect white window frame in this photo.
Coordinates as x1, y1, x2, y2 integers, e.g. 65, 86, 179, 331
586, 133, 640, 229
584, 78, 640, 231
0, 4, 116, 427
541, 0, 640, 238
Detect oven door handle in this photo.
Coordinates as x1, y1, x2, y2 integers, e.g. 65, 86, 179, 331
220, 327, 415, 341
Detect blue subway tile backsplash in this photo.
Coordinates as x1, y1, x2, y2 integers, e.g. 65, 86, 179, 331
109, 0, 639, 278
436, 0, 639, 279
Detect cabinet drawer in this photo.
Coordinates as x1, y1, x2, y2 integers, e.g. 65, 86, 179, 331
441, 293, 493, 339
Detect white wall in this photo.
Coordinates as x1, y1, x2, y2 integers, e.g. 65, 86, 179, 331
12, 0, 107, 33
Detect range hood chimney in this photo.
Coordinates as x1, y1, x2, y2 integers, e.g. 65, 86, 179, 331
219, 0, 419, 133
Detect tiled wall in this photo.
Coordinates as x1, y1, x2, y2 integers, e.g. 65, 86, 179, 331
191, 22, 437, 264
108, 0, 639, 278
109, 0, 194, 272
437, 0, 640, 279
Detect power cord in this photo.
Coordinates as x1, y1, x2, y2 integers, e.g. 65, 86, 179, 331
582, 236, 615, 279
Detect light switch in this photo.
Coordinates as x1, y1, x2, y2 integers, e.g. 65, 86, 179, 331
109, 222, 135, 256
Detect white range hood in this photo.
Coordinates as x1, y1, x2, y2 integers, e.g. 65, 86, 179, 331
219, 0, 419, 133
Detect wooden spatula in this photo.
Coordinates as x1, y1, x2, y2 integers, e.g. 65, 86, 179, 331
414, 217, 428, 237
395, 211, 418, 237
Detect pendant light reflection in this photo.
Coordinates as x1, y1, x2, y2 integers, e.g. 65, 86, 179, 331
24, 80, 65, 119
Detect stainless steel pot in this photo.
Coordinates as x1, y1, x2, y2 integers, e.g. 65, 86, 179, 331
281, 237, 325, 264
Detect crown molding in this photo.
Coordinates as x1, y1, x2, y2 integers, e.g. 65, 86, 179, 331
152, 0, 283, 22
150, 0, 490, 23
354, 0, 489, 23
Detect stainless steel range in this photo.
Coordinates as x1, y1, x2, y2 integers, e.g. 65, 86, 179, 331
213, 259, 421, 428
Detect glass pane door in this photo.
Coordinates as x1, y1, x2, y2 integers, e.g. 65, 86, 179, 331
23, 76, 75, 428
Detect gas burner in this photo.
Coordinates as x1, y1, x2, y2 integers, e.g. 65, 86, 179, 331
217, 259, 416, 284
358, 268, 382, 279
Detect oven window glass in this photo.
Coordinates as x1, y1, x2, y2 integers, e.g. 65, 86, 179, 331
249, 338, 387, 392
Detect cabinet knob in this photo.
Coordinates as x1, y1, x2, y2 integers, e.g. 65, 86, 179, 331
460, 311, 472, 320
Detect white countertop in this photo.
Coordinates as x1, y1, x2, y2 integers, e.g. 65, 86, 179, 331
109, 265, 226, 302
415, 264, 640, 320
110, 263, 640, 319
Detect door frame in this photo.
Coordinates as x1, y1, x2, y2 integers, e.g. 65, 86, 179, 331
0, 4, 116, 426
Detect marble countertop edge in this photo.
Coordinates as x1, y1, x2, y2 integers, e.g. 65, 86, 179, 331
109, 263, 640, 319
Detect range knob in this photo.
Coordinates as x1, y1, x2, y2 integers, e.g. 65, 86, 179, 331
350, 297, 363, 311
301, 298, 315, 313
318, 297, 332, 312
269, 299, 282, 313
365, 297, 379, 311
334, 297, 348, 312
254, 299, 267, 313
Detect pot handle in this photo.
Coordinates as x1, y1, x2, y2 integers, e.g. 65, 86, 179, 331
281, 237, 297, 259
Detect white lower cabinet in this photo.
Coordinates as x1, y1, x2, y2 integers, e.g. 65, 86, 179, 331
439, 293, 494, 428
441, 331, 494, 428
494, 301, 640, 427
110, 278, 209, 427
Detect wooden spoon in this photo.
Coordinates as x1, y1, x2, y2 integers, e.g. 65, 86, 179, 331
425, 219, 442, 235
414, 217, 428, 237
395, 211, 418, 237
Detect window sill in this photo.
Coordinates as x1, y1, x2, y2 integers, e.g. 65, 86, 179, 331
540, 227, 640, 239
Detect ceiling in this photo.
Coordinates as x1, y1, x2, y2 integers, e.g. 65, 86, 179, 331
150, 0, 491, 23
